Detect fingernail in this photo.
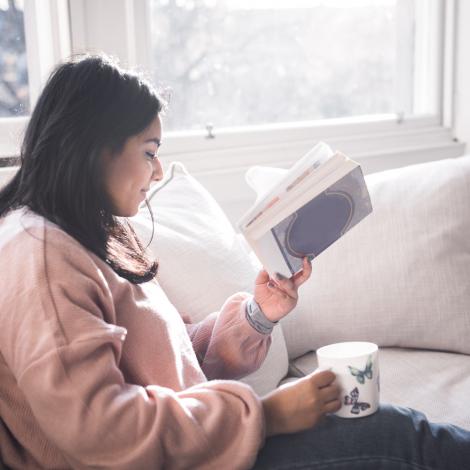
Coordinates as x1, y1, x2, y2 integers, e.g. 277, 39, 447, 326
267, 281, 275, 288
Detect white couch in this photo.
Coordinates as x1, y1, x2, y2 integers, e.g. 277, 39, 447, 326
131, 155, 470, 431
2, 154, 469, 431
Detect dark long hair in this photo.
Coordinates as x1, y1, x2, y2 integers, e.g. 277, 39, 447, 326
0, 54, 163, 284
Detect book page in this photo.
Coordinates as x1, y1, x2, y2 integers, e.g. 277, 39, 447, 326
238, 142, 335, 229
245, 155, 356, 239
249, 231, 293, 278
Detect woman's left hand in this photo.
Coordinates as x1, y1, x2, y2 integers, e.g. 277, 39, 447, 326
254, 257, 312, 322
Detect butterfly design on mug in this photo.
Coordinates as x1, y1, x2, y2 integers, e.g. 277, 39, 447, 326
348, 355, 373, 384
344, 387, 371, 415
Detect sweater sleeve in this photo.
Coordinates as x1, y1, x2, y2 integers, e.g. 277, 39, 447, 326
185, 294, 272, 380
1, 223, 265, 470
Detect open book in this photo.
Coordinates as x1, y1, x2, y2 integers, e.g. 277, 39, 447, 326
237, 142, 373, 278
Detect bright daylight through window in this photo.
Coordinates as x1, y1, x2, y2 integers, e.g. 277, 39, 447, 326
0, 0, 29, 118
149, 0, 420, 132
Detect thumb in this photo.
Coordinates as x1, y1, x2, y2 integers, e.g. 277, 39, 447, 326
255, 269, 271, 286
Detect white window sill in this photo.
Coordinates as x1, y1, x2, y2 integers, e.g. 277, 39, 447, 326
157, 114, 465, 175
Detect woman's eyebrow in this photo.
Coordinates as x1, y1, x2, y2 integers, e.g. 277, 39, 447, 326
144, 138, 161, 146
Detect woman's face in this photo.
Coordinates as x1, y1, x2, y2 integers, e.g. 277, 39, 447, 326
101, 115, 163, 217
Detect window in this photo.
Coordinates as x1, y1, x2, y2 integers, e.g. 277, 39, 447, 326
148, 0, 439, 132
0, 0, 29, 117
0, 0, 71, 161
2, 0, 460, 170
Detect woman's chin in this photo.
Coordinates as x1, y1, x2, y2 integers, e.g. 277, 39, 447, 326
110, 193, 146, 217
112, 205, 140, 218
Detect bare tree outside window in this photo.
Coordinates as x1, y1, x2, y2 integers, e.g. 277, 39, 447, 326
150, 0, 404, 132
0, 0, 29, 117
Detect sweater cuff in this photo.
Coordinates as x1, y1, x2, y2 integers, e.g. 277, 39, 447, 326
245, 296, 278, 335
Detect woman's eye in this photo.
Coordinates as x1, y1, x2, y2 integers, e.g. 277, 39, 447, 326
145, 151, 158, 160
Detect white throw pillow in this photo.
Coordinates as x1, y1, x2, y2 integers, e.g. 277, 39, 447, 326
130, 162, 289, 395
249, 156, 470, 358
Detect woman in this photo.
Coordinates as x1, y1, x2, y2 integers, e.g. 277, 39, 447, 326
0, 54, 468, 470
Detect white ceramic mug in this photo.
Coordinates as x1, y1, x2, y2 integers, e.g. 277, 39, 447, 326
316, 341, 380, 418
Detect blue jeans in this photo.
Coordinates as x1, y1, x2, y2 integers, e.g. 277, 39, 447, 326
252, 404, 470, 469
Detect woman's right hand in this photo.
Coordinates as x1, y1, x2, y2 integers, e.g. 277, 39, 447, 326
261, 369, 341, 437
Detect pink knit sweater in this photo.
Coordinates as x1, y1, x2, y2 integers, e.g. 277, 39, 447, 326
0, 208, 271, 469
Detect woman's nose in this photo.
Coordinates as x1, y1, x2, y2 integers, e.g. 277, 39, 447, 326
152, 159, 164, 181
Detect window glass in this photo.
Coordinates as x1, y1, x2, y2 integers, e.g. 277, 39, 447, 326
149, 0, 411, 131
0, 0, 29, 117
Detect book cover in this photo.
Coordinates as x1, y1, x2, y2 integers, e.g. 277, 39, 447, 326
269, 165, 372, 275
239, 143, 373, 277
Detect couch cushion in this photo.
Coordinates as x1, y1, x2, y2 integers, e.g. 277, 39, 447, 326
264, 155, 470, 357
285, 349, 470, 430
130, 162, 289, 396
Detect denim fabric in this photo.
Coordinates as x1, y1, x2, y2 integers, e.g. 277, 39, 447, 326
252, 404, 470, 470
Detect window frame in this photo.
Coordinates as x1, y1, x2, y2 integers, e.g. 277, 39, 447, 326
0, 0, 463, 172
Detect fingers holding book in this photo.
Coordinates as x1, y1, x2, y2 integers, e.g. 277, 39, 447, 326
291, 256, 313, 288
253, 257, 312, 322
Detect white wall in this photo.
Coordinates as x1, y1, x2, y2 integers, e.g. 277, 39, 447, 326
454, 0, 470, 148
0, 168, 14, 189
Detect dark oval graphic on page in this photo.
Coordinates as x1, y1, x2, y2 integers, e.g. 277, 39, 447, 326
285, 190, 353, 258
